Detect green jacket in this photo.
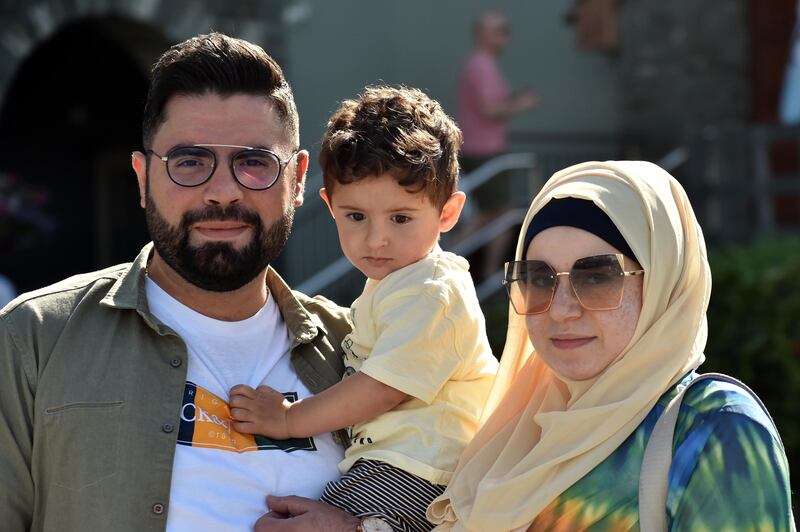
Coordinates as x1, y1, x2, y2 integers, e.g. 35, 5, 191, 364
0, 243, 352, 532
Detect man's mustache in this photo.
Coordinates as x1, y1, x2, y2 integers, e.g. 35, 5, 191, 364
180, 205, 262, 228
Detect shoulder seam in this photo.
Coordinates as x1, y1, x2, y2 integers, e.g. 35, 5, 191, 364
673, 408, 787, 490
1, 319, 36, 390
1, 267, 126, 312
693, 406, 780, 441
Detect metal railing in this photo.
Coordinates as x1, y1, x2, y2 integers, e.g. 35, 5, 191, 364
449, 208, 528, 301
751, 125, 800, 234
655, 124, 800, 244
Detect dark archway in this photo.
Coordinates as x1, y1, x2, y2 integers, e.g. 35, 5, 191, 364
0, 16, 166, 292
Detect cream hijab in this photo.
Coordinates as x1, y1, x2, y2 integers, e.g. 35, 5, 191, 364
428, 161, 711, 531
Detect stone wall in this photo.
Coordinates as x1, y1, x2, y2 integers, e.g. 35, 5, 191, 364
0, 0, 286, 103
0, 0, 289, 290
616, 0, 749, 158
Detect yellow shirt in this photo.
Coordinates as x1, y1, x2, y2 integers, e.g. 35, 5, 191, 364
339, 249, 498, 485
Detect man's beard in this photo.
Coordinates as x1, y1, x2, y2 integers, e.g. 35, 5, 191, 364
145, 191, 294, 292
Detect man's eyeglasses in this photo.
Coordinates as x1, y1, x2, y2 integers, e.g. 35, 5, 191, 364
503, 254, 644, 315
146, 144, 298, 191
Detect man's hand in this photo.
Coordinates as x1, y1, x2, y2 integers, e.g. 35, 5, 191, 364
511, 88, 540, 112
254, 495, 360, 532
229, 384, 293, 440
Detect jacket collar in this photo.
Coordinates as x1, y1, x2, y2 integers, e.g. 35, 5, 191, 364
264, 267, 318, 347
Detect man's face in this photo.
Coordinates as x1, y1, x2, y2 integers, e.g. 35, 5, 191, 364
479, 14, 510, 54
133, 93, 307, 292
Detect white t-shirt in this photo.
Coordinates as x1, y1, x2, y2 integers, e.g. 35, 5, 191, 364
145, 279, 343, 532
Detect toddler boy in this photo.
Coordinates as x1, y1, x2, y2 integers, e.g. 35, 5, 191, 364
230, 86, 498, 531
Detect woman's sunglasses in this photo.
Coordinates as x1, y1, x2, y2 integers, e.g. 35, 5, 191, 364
503, 254, 644, 315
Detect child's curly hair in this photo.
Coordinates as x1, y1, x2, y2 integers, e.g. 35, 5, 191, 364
319, 86, 462, 208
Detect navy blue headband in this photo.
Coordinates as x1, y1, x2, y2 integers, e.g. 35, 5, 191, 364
523, 198, 637, 262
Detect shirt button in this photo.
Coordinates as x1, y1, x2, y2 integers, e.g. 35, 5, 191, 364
162, 423, 174, 433
152, 502, 165, 515
170, 357, 182, 368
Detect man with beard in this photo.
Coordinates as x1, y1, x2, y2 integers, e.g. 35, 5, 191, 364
0, 33, 352, 531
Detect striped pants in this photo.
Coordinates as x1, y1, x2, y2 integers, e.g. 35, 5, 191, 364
320, 459, 445, 532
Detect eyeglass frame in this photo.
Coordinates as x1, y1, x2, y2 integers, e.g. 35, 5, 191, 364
503, 253, 644, 315
146, 144, 299, 191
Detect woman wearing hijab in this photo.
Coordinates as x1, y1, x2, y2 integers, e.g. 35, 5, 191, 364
256, 161, 793, 531
427, 160, 794, 530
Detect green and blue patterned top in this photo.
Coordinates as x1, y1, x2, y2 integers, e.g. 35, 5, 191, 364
530, 373, 794, 531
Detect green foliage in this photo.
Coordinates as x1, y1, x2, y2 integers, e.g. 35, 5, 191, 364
704, 236, 800, 494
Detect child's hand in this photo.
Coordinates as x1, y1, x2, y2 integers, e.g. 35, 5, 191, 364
229, 384, 293, 440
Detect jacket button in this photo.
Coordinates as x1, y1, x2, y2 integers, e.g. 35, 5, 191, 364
152, 502, 165, 515
162, 423, 174, 433
170, 357, 182, 368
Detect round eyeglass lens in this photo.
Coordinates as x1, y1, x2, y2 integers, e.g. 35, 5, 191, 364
233, 150, 281, 189
167, 147, 215, 186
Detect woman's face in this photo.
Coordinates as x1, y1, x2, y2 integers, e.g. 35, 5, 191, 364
524, 226, 644, 381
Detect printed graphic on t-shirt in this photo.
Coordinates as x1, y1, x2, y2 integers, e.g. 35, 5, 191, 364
341, 336, 363, 372
177, 381, 316, 453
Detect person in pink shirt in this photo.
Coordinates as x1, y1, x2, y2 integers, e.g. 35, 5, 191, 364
456, 12, 539, 280
458, 12, 538, 167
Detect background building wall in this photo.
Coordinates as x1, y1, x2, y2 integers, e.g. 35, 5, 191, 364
1, 0, 786, 287
0, 0, 625, 290
278, 0, 622, 288
616, 0, 749, 157
286, 0, 621, 172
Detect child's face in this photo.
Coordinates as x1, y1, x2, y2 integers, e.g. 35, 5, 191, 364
321, 174, 464, 280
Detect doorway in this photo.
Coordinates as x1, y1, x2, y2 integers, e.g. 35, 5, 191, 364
0, 16, 166, 292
